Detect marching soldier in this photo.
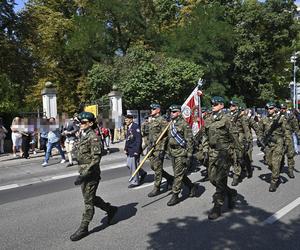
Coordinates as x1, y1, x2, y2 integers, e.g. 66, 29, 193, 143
147, 104, 174, 197
141, 115, 150, 154
244, 109, 259, 167
166, 104, 198, 206
228, 100, 251, 186
203, 96, 242, 220
257, 102, 290, 192
280, 104, 299, 178
70, 112, 118, 241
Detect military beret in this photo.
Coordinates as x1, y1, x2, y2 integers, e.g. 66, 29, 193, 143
211, 96, 225, 104
169, 104, 181, 112
78, 112, 95, 122
265, 102, 276, 109
150, 103, 161, 109
229, 100, 239, 106
279, 103, 287, 109
125, 114, 134, 119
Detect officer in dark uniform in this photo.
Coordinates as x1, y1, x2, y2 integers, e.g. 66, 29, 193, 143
70, 112, 118, 241
124, 114, 147, 187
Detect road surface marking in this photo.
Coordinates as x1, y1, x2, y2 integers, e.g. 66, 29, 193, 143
133, 180, 166, 190
263, 197, 300, 224
0, 184, 19, 191
51, 172, 78, 180
0, 163, 127, 191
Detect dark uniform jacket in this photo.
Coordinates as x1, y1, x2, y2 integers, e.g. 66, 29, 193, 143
125, 122, 142, 157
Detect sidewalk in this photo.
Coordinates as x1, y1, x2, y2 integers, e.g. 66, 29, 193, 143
0, 141, 127, 189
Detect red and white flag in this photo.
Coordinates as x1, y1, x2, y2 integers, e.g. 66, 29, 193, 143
181, 86, 204, 136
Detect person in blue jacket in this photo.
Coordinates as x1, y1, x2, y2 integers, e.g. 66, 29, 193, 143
124, 114, 147, 187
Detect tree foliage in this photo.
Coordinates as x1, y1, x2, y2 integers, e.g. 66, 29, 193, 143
1, 0, 300, 115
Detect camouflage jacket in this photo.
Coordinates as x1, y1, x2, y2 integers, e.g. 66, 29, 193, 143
148, 115, 169, 152
76, 127, 102, 179
245, 115, 259, 141
167, 115, 193, 157
229, 111, 251, 143
257, 113, 290, 145
203, 110, 241, 153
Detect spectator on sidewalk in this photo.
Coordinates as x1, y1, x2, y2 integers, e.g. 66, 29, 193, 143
10, 117, 23, 157
40, 118, 49, 154
42, 117, 66, 167
62, 116, 79, 167
20, 117, 31, 159
101, 125, 112, 154
0, 117, 8, 154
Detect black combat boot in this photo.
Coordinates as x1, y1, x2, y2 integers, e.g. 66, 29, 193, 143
167, 193, 180, 206
188, 184, 198, 197
231, 175, 240, 186
227, 189, 238, 209
70, 225, 89, 241
288, 168, 295, 179
107, 205, 118, 225
148, 186, 160, 197
269, 181, 277, 192
166, 178, 174, 191
208, 204, 222, 220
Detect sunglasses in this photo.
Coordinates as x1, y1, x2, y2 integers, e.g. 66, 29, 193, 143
171, 110, 179, 113
212, 103, 220, 106
267, 107, 275, 110
151, 108, 157, 110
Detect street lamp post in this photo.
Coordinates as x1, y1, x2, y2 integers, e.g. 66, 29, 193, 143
291, 52, 300, 109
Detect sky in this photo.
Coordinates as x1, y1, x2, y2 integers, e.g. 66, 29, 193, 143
13, 0, 300, 12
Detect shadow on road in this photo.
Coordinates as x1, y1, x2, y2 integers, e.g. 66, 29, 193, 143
90, 202, 138, 234
146, 194, 300, 250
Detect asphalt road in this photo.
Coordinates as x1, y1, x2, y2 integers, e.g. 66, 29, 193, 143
1, 145, 300, 250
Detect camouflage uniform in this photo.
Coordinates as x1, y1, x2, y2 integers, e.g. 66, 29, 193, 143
245, 114, 259, 163
203, 108, 241, 217
148, 115, 173, 196
166, 106, 197, 206
281, 110, 299, 177
70, 112, 117, 242
229, 110, 251, 185
258, 110, 290, 191
141, 117, 150, 152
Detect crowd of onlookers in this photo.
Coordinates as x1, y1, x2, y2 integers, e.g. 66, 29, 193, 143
0, 115, 115, 167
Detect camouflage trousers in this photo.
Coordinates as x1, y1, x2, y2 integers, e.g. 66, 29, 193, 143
208, 149, 236, 206
80, 180, 110, 227
265, 140, 284, 184
281, 139, 295, 170
170, 156, 193, 194
149, 153, 173, 188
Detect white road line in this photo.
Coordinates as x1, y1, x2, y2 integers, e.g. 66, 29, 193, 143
102, 164, 127, 171
257, 152, 264, 156
0, 163, 127, 191
51, 172, 78, 180
0, 184, 19, 191
263, 197, 300, 225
